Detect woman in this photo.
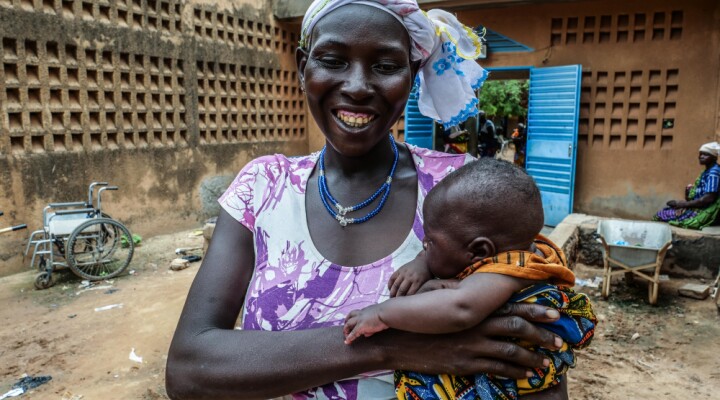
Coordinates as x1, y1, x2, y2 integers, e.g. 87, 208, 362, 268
654, 142, 720, 229
166, 1, 570, 399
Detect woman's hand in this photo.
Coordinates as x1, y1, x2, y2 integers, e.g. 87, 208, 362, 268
666, 200, 679, 208
379, 303, 564, 379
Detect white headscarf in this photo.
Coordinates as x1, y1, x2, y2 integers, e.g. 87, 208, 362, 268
699, 142, 719, 157
300, 0, 489, 129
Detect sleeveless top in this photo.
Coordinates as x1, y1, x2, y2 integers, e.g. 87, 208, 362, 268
219, 144, 473, 399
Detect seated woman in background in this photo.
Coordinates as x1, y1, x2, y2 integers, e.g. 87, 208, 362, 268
654, 142, 720, 230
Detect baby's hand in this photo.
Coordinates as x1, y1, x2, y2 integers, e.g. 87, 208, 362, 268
389, 257, 433, 297
343, 306, 389, 345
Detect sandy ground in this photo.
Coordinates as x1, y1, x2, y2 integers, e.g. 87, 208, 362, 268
0, 229, 718, 399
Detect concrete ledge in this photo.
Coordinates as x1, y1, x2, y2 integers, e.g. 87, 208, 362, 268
549, 213, 720, 279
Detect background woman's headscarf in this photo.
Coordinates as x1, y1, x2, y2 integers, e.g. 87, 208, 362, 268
699, 142, 719, 157
300, 0, 489, 129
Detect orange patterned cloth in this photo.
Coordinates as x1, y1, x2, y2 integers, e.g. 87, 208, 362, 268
456, 235, 575, 287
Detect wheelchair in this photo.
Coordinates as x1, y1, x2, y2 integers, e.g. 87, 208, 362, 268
24, 182, 134, 290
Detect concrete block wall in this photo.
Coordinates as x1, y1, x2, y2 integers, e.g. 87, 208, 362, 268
0, 0, 308, 275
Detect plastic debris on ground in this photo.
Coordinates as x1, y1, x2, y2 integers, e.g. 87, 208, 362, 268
76, 284, 113, 296
181, 255, 202, 263
121, 234, 142, 248
613, 240, 629, 246
575, 276, 603, 288
0, 375, 53, 398
0, 388, 23, 399
94, 303, 123, 312
129, 348, 143, 363
175, 246, 202, 255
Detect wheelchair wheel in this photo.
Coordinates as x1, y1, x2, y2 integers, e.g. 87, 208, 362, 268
34, 272, 53, 290
67, 218, 134, 281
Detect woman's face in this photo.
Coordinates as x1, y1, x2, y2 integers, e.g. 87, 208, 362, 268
699, 151, 717, 166
297, 5, 415, 157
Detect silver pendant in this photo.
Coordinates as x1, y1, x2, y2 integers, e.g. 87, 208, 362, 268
335, 203, 352, 216
335, 214, 352, 227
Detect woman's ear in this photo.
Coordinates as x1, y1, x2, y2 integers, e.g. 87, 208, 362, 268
296, 47, 309, 89
466, 237, 496, 263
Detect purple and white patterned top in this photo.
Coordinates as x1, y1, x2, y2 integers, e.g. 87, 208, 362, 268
219, 144, 473, 399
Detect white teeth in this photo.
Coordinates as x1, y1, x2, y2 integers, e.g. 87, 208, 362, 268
336, 112, 374, 128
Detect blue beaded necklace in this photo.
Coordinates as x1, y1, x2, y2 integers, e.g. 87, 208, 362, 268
318, 135, 399, 226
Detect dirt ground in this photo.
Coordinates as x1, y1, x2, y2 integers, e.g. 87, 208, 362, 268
1, 229, 719, 399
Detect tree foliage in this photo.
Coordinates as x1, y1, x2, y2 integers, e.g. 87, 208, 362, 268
477, 80, 529, 118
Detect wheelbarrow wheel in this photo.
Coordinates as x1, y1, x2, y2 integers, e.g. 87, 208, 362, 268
34, 272, 53, 290
648, 281, 659, 305
67, 218, 134, 281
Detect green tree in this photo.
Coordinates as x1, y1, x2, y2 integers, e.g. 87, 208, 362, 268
477, 80, 528, 118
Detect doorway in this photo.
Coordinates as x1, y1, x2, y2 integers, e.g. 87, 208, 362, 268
404, 64, 583, 227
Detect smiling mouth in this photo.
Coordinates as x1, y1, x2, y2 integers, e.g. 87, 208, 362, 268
335, 110, 376, 129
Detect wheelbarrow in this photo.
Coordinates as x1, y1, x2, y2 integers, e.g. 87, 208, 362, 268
597, 220, 673, 305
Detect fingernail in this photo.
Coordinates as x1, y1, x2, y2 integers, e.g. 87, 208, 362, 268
545, 309, 560, 319
526, 370, 534, 378
543, 358, 550, 367
554, 337, 563, 348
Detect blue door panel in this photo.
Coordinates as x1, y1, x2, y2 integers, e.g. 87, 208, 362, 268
526, 65, 581, 227
404, 86, 434, 149
540, 191, 573, 227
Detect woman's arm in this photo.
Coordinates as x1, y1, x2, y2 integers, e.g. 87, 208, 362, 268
166, 210, 387, 399
166, 210, 565, 399
673, 192, 718, 209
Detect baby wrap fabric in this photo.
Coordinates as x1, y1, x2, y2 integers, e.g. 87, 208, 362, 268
299, 0, 489, 129
396, 237, 597, 400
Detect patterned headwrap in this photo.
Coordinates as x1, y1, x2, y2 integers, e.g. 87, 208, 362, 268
299, 0, 489, 129
699, 142, 719, 158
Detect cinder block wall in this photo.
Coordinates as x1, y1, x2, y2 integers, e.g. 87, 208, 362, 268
0, 0, 308, 275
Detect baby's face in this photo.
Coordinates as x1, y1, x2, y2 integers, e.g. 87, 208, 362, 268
422, 219, 472, 279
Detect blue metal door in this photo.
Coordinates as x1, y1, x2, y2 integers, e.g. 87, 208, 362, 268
404, 86, 434, 149
526, 65, 582, 227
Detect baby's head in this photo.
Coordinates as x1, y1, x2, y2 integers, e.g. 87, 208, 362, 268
422, 158, 544, 278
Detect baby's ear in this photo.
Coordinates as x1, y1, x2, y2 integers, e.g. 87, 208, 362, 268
466, 237, 496, 264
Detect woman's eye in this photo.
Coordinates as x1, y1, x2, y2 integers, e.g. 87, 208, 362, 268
375, 63, 401, 73
317, 58, 345, 69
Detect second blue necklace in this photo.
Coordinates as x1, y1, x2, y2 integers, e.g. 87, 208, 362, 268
318, 135, 399, 226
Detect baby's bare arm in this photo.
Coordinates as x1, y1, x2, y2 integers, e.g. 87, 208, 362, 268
376, 273, 534, 334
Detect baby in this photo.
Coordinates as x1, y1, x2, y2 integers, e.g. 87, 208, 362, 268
344, 158, 596, 400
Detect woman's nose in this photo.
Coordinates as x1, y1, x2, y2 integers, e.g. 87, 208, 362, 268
340, 64, 373, 101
